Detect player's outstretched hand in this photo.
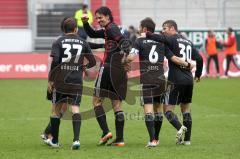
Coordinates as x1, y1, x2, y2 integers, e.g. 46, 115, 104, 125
81, 14, 89, 24
194, 77, 201, 82
47, 81, 54, 93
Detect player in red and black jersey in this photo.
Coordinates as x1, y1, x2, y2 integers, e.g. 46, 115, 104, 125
124, 18, 192, 147
82, 6, 128, 146
47, 17, 96, 149
145, 20, 203, 145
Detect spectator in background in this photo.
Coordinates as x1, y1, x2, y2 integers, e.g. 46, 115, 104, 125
205, 30, 221, 77
74, 3, 93, 40
221, 27, 239, 78
128, 25, 138, 43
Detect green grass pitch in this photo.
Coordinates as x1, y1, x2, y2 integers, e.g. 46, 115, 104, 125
0, 78, 239, 159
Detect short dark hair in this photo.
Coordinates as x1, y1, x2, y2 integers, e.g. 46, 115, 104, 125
82, 4, 88, 10
62, 17, 77, 33
140, 17, 155, 33
60, 17, 68, 32
228, 27, 233, 33
95, 6, 113, 22
162, 20, 178, 31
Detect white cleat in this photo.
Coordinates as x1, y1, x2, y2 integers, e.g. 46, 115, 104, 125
71, 140, 80, 150
145, 140, 158, 148
44, 138, 52, 145
182, 141, 191, 146
47, 140, 60, 148
176, 126, 187, 144
220, 75, 229, 79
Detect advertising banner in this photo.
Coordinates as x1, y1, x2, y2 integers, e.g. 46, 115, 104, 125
0, 51, 240, 79
0, 53, 49, 79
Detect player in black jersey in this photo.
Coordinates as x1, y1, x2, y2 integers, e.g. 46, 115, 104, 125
47, 17, 96, 149
145, 20, 203, 145
41, 16, 105, 144
41, 17, 69, 143
82, 6, 127, 146
124, 18, 191, 147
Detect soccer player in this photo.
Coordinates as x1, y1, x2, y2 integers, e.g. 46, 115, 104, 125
145, 20, 203, 145
81, 6, 128, 146
41, 17, 104, 143
41, 17, 69, 142
47, 17, 96, 149
124, 18, 192, 147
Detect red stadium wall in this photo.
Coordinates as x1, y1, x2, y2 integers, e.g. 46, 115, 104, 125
0, 52, 240, 79
0, 0, 28, 27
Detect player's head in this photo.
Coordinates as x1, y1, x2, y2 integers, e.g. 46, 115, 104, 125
227, 27, 233, 35
139, 17, 155, 33
95, 6, 113, 27
162, 20, 178, 35
62, 17, 78, 34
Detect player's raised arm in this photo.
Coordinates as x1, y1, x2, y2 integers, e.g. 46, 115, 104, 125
146, 32, 171, 46
192, 47, 203, 82
81, 15, 105, 38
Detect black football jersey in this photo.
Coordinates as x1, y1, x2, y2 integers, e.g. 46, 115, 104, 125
146, 33, 203, 85
130, 37, 174, 84
83, 22, 125, 66
50, 34, 95, 90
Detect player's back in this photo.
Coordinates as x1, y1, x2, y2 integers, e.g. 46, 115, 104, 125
51, 34, 94, 92
166, 34, 195, 85
134, 37, 167, 85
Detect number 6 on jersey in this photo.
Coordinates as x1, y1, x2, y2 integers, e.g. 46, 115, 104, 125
149, 45, 159, 63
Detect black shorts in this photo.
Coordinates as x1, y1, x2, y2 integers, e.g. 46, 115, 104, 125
94, 66, 127, 100
164, 84, 193, 105
52, 89, 82, 106
140, 84, 166, 106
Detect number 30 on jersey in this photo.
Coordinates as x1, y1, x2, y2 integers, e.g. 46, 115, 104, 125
179, 43, 192, 62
